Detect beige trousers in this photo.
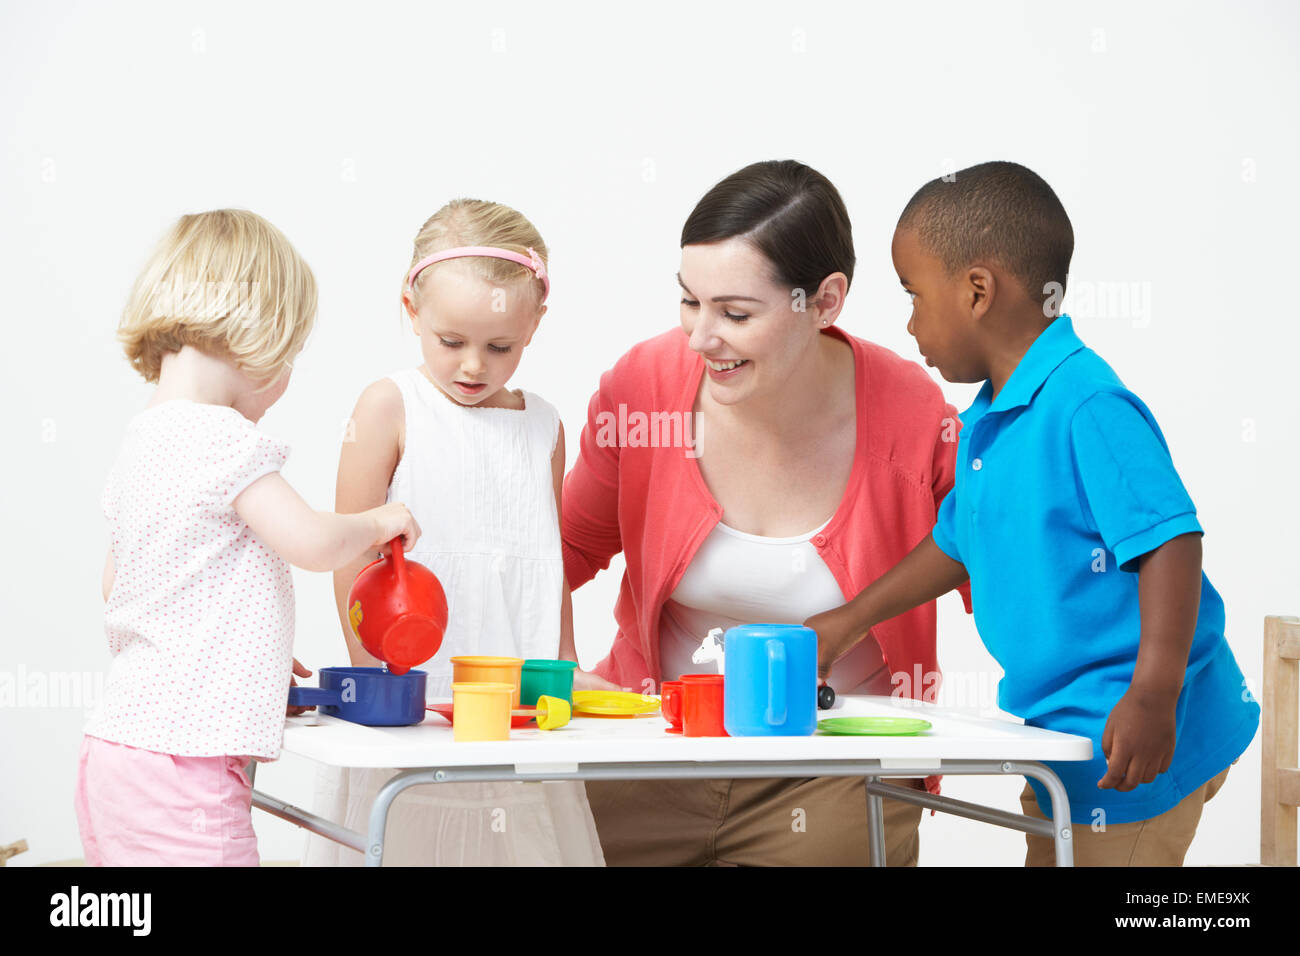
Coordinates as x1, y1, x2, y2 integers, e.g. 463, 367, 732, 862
585, 775, 924, 866
1020, 765, 1232, 866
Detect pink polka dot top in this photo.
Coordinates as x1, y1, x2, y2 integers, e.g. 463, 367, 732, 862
85, 399, 296, 759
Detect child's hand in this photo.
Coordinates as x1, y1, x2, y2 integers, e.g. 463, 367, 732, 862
370, 502, 421, 554
805, 602, 870, 682
286, 658, 314, 716
1097, 688, 1178, 791
573, 668, 629, 693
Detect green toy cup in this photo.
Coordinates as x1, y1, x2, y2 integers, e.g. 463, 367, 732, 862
520, 659, 578, 707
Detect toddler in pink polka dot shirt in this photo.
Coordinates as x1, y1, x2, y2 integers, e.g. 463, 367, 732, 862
76, 210, 421, 867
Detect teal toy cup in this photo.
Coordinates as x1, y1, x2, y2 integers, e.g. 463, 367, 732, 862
520, 659, 578, 707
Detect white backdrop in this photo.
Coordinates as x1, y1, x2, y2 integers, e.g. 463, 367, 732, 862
2, 0, 1296, 866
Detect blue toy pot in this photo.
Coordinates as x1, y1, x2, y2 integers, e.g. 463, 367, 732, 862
287, 666, 427, 726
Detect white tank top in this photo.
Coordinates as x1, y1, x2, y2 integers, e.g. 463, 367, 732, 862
659, 518, 890, 695
386, 368, 563, 698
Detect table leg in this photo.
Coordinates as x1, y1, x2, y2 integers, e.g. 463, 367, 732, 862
865, 775, 887, 867
364, 768, 447, 867
864, 762, 1074, 867
1014, 762, 1074, 867
252, 758, 1077, 867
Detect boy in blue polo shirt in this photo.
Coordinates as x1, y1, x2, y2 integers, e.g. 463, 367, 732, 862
808, 161, 1259, 866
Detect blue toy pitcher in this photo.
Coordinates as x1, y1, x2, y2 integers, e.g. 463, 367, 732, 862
722, 623, 818, 736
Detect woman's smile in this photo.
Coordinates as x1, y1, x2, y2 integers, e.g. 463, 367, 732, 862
704, 357, 750, 381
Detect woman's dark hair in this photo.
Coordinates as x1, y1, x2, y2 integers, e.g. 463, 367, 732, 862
681, 160, 855, 298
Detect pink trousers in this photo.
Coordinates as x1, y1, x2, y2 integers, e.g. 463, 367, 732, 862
74, 734, 260, 866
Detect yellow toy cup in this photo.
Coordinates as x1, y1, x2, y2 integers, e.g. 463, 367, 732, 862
532, 694, 572, 731
451, 682, 515, 742
450, 656, 524, 707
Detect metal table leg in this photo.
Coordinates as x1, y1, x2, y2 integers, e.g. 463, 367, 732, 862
863, 761, 1073, 866
252, 758, 1076, 867
1016, 762, 1074, 867
865, 775, 887, 866
364, 769, 452, 867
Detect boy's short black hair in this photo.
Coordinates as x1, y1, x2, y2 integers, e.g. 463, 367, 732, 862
897, 161, 1074, 306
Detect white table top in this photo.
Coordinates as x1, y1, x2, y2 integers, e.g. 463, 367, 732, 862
279, 695, 1093, 773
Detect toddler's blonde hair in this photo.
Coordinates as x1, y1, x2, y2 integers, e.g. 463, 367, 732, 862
119, 209, 317, 384
405, 199, 548, 311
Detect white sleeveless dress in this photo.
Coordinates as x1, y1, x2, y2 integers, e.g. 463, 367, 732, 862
301, 369, 604, 866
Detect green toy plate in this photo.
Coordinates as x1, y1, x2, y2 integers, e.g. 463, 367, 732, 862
817, 716, 933, 736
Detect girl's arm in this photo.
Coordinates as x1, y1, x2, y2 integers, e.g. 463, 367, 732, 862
233, 473, 417, 573
555, 421, 577, 662
102, 550, 114, 601
333, 379, 406, 667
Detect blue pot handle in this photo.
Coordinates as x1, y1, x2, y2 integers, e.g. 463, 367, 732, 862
765, 639, 786, 726
288, 686, 341, 707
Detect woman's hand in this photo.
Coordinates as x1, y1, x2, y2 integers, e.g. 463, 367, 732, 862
573, 668, 629, 692
286, 658, 314, 716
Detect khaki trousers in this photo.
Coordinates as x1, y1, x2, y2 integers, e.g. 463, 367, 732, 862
1020, 765, 1232, 866
585, 775, 924, 866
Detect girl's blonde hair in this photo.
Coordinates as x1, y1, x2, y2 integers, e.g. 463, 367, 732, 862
119, 209, 317, 384
405, 199, 548, 311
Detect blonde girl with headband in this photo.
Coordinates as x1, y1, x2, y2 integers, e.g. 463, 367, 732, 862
303, 198, 607, 866
78, 210, 420, 866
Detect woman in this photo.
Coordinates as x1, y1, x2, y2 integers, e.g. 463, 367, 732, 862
562, 160, 970, 866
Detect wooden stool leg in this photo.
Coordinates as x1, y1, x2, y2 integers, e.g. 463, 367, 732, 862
0, 839, 27, 866
1262, 615, 1299, 866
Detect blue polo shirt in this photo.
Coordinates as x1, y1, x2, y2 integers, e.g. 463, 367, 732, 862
931, 315, 1259, 826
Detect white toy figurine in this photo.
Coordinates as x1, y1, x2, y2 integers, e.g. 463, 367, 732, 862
692, 627, 726, 672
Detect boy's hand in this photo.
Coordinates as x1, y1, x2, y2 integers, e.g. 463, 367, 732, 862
1097, 687, 1177, 791
286, 658, 314, 716
1096, 532, 1202, 791
806, 534, 968, 681
806, 602, 870, 682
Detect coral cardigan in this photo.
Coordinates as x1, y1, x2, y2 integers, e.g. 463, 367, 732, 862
562, 325, 971, 795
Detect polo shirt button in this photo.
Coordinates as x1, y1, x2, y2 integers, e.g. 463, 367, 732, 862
813, 534, 827, 547
971, 458, 983, 471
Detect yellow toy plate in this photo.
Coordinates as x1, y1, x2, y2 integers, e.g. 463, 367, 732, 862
571, 690, 661, 716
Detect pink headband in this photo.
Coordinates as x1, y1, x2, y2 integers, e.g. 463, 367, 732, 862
405, 245, 549, 303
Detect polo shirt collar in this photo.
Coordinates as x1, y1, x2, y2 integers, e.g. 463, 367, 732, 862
964, 314, 1085, 420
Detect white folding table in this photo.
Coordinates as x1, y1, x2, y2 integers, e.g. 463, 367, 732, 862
249, 694, 1093, 866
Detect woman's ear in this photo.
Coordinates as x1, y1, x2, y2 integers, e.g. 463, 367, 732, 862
809, 272, 849, 325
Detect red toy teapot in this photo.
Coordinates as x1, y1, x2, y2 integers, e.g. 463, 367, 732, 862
347, 538, 448, 675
